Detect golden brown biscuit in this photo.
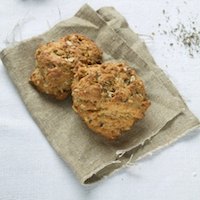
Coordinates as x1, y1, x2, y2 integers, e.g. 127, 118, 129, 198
29, 33, 102, 100
72, 62, 150, 140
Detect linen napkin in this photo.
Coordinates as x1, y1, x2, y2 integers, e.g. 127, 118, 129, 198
1, 4, 199, 184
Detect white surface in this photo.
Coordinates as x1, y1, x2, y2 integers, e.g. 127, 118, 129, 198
0, 0, 200, 199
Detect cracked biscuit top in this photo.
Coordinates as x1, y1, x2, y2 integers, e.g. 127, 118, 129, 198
29, 33, 102, 100
72, 62, 151, 140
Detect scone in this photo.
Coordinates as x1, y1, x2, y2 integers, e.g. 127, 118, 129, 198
29, 33, 102, 100
72, 62, 150, 140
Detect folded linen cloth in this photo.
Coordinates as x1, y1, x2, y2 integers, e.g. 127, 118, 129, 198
1, 4, 199, 184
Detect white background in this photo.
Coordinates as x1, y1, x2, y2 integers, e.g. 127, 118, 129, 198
0, 0, 200, 199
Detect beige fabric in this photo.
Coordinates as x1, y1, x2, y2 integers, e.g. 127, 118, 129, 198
1, 4, 199, 184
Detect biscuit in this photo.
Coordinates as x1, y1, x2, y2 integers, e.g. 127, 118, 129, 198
29, 33, 102, 100
72, 62, 150, 140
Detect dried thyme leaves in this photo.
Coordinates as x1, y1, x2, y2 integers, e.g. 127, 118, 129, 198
152, 7, 200, 57
170, 22, 200, 57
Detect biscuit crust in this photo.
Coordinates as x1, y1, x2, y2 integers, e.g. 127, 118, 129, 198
30, 34, 102, 100
72, 62, 150, 140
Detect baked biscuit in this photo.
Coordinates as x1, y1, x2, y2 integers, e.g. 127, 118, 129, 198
29, 33, 102, 100
72, 62, 150, 140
